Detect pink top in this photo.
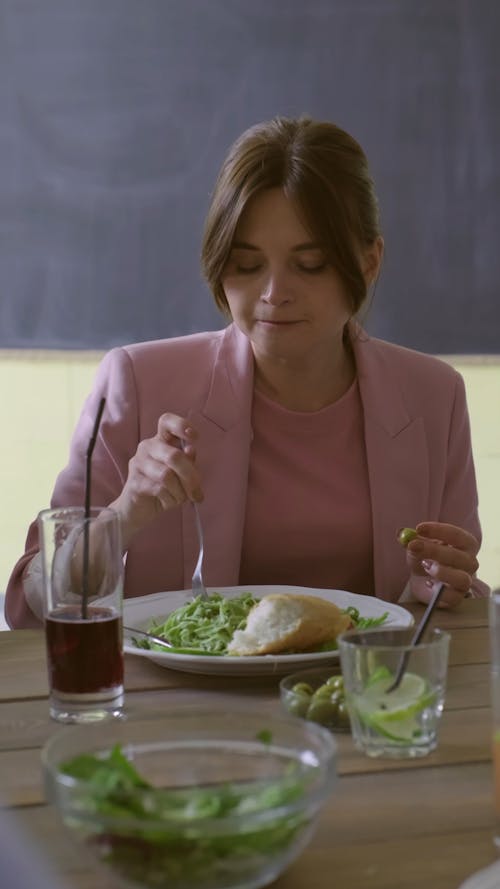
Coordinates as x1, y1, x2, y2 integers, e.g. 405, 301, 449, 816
239, 379, 374, 595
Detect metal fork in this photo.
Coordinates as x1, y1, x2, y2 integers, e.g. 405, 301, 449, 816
191, 501, 208, 599
123, 625, 173, 649
181, 438, 208, 600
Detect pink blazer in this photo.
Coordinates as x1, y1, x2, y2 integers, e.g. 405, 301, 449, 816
5, 323, 488, 628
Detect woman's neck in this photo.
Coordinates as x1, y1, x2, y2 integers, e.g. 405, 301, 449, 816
253, 342, 356, 412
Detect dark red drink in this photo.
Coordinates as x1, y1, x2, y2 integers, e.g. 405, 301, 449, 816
45, 605, 123, 696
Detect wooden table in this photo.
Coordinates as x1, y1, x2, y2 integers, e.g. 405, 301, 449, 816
0, 598, 498, 889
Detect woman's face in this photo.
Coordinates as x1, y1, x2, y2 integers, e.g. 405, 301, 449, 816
221, 188, 368, 367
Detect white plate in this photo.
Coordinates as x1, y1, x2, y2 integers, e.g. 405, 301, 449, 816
457, 861, 500, 889
123, 585, 413, 676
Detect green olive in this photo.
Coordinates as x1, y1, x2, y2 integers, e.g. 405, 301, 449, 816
310, 688, 342, 711
291, 682, 314, 696
397, 527, 418, 547
306, 698, 339, 724
325, 675, 344, 691
312, 683, 332, 700
336, 701, 351, 728
285, 692, 310, 718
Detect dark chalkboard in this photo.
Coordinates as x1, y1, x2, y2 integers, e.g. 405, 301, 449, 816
0, 0, 498, 353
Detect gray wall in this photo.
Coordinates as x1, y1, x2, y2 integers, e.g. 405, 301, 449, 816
0, 0, 498, 352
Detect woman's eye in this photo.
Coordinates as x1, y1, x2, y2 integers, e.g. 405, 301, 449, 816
235, 264, 262, 274
297, 263, 327, 274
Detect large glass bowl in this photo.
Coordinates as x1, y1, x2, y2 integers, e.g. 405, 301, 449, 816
41, 703, 337, 889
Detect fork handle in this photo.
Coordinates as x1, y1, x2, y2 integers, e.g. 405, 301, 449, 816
385, 582, 445, 693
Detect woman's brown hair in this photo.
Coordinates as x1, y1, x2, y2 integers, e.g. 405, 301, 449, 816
201, 115, 381, 317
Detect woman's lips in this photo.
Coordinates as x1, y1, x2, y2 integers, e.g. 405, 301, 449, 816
257, 319, 302, 325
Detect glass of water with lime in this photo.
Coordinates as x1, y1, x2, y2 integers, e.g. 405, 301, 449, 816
338, 627, 450, 758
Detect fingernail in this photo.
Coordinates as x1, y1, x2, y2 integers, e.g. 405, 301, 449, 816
422, 558, 438, 574
425, 578, 434, 589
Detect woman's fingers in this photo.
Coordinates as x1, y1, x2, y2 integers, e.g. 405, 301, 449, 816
142, 436, 203, 503
421, 560, 472, 594
430, 583, 465, 610
403, 520, 481, 607
157, 413, 197, 447
148, 414, 203, 499
407, 522, 479, 574
110, 417, 202, 547
133, 453, 189, 508
415, 522, 480, 556
407, 537, 479, 575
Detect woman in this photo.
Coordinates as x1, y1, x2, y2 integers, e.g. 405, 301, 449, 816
5, 116, 488, 628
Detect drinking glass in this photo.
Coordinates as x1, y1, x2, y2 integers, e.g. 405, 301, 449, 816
38, 506, 124, 723
338, 627, 450, 759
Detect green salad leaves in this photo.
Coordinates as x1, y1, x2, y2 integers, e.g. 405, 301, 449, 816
61, 743, 310, 888
312, 607, 389, 652
342, 605, 389, 630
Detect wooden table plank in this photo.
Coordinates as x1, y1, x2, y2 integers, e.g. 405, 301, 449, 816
0, 661, 489, 757
409, 597, 490, 630
0, 604, 490, 703
0, 696, 493, 807
10, 794, 499, 889
272, 829, 498, 889
334, 706, 493, 776
0, 630, 49, 700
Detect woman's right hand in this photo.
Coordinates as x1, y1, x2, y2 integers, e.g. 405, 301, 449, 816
110, 413, 203, 549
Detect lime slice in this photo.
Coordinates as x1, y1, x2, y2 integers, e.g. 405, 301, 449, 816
354, 671, 436, 743
368, 713, 423, 742
365, 665, 393, 688
359, 672, 430, 720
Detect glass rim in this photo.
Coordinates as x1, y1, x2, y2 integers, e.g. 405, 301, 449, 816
337, 626, 450, 652
279, 665, 342, 691
41, 703, 338, 829
38, 505, 117, 523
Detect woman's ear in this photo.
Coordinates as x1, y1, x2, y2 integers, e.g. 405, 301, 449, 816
363, 236, 384, 286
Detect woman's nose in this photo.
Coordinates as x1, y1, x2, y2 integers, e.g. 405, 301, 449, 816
261, 272, 293, 305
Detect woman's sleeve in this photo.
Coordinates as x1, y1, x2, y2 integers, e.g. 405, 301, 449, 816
410, 372, 490, 600
4, 347, 140, 628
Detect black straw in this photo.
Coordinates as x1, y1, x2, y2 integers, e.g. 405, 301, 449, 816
81, 397, 106, 618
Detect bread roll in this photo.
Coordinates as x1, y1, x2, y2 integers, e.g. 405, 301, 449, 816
227, 593, 352, 656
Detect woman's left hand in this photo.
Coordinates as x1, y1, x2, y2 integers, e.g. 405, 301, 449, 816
405, 521, 480, 608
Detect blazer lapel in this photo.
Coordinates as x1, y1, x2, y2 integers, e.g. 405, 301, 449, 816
353, 330, 429, 601
181, 325, 255, 590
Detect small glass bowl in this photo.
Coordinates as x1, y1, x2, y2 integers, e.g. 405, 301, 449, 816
280, 666, 351, 733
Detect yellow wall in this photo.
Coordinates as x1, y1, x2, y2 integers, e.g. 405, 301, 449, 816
447, 356, 500, 591
1, 351, 499, 597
